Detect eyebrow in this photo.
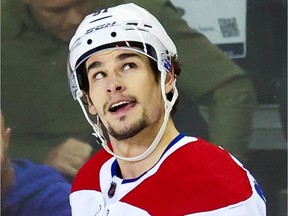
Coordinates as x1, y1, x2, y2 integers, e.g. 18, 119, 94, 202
87, 52, 142, 73
87, 61, 102, 72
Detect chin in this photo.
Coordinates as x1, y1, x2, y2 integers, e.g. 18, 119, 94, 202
109, 119, 148, 141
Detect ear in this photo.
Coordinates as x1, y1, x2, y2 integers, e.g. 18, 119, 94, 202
86, 95, 97, 115
165, 66, 175, 94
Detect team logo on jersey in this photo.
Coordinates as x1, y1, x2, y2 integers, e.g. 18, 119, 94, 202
108, 182, 117, 198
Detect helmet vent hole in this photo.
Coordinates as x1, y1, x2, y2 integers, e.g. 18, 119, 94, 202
111, 32, 117, 37
87, 39, 92, 45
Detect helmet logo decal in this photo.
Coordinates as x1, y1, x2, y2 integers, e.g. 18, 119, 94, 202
164, 59, 171, 71
92, 8, 109, 16
68, 71, 79, 100
161, 52, 171, 71
86, 22, 117, 35
86, 8, 117, 35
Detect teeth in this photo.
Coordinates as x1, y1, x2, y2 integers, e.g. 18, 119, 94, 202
111, 101, 129, 109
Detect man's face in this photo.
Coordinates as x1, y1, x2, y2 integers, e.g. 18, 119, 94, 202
26, 0, 94, 41
85, 49, 165, 141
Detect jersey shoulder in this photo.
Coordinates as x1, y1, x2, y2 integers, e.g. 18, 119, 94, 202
123, 138, 254, 215
165, 138, 253, 211
171, 138, 252, 192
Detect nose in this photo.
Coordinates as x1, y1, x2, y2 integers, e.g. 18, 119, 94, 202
106, 77, 125, 94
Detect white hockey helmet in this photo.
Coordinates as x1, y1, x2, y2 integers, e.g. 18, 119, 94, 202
67, 3, 179, 161
67, 3, 177, 98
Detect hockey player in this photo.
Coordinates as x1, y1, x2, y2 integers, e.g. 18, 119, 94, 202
67, 3, 266, 215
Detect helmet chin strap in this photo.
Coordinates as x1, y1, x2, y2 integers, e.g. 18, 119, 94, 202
76, 69, 178, 162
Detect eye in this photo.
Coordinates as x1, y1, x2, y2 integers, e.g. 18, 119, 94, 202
122, 63, 136, 71
90, 71, 106, 80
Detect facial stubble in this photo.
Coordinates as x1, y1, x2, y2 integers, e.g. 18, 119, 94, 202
108, 112, 149, 141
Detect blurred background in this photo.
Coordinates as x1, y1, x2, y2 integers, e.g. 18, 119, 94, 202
1, 0, 287, 215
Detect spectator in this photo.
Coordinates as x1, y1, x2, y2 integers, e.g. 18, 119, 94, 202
1, 111, 72, 216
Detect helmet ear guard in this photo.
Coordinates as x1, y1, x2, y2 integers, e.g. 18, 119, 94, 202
67, 3, 179, 161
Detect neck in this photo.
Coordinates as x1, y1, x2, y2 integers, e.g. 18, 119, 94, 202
111, 118, 179, 179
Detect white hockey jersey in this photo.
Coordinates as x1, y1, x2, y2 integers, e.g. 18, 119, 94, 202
70, 133, 266, 215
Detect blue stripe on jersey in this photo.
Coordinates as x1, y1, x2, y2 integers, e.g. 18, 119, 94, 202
161, 132, 185, 156
254, 181, 266, 203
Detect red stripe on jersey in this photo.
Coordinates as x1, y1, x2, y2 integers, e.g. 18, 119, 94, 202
121, 138, 252, 215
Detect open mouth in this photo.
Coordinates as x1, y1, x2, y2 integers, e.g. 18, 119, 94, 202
109, 101, 136, 113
